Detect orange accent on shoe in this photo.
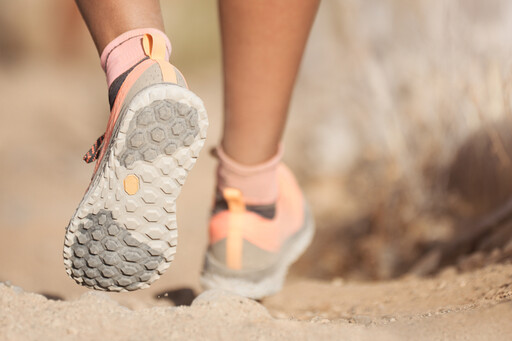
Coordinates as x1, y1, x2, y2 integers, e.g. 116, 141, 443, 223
209, 165, 304, 254
224, 188, 245, 270
142, 34, 178, 84
142, 33, 166, 60
123, 174, 140, 195
92, 59, 154, 174
223, 188, 246, 213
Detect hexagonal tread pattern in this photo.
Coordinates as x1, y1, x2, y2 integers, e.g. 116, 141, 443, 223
68, 210, 165, 291
120, 99, 199, 168
64, 82, 208, 292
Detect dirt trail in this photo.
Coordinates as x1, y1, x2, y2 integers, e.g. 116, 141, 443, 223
3, 266, 512, 340
267, 265, 512, 322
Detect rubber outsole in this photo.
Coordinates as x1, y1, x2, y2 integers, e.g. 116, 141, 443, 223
63, 83, 208, 292
200, 203, 315, 299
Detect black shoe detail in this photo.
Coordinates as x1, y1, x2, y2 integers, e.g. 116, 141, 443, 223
211, 190, 276, 219
108, 57, 149, 110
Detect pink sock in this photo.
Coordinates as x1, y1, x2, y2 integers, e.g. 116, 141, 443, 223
216, 145, 283, 205
100, 28, 172, 89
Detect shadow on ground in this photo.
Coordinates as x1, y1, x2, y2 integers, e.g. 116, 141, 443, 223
155, 287, 197, 306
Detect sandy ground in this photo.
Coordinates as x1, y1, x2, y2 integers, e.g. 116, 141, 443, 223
3, 1, 512, 338
3, 267, 512, 340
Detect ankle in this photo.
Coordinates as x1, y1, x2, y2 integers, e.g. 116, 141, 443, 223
220, 137, 281, 166
215, 144, 283, 205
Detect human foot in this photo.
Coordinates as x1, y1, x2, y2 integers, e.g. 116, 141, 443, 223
63, 32, 208, 291
201, 163, 314, 299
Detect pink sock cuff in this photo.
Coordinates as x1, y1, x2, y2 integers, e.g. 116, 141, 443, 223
100, 28, 171, 70
216, 144, 283, 205
100, 28, 171, 88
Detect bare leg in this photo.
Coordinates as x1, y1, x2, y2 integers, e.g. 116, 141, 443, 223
219, 0, 320, 165
75, 0, 165, 53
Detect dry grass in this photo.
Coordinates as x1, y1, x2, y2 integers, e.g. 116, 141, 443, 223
287, 0, 512, 280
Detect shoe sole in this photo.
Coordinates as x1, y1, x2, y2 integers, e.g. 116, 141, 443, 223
200, 202, 315, 299
63, 83, 208, 292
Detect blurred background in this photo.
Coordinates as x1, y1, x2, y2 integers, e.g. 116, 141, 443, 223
2, 0, 512, 306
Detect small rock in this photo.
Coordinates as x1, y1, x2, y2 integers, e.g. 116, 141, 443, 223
382, 315, 397, 323
352, 315, 373, 326
192, 289, 271, 318
1, 281, 24, 294
192, 289, 239, 305
272, 311, 289, 319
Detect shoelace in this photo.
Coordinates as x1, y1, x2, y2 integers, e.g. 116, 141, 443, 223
83, 135, 105, 163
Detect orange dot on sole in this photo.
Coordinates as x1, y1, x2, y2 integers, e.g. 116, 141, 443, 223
124, 174, 140, 195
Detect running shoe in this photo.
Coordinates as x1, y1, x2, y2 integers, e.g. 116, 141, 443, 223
63, 33, 208, 291
201, 164, 314, 299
